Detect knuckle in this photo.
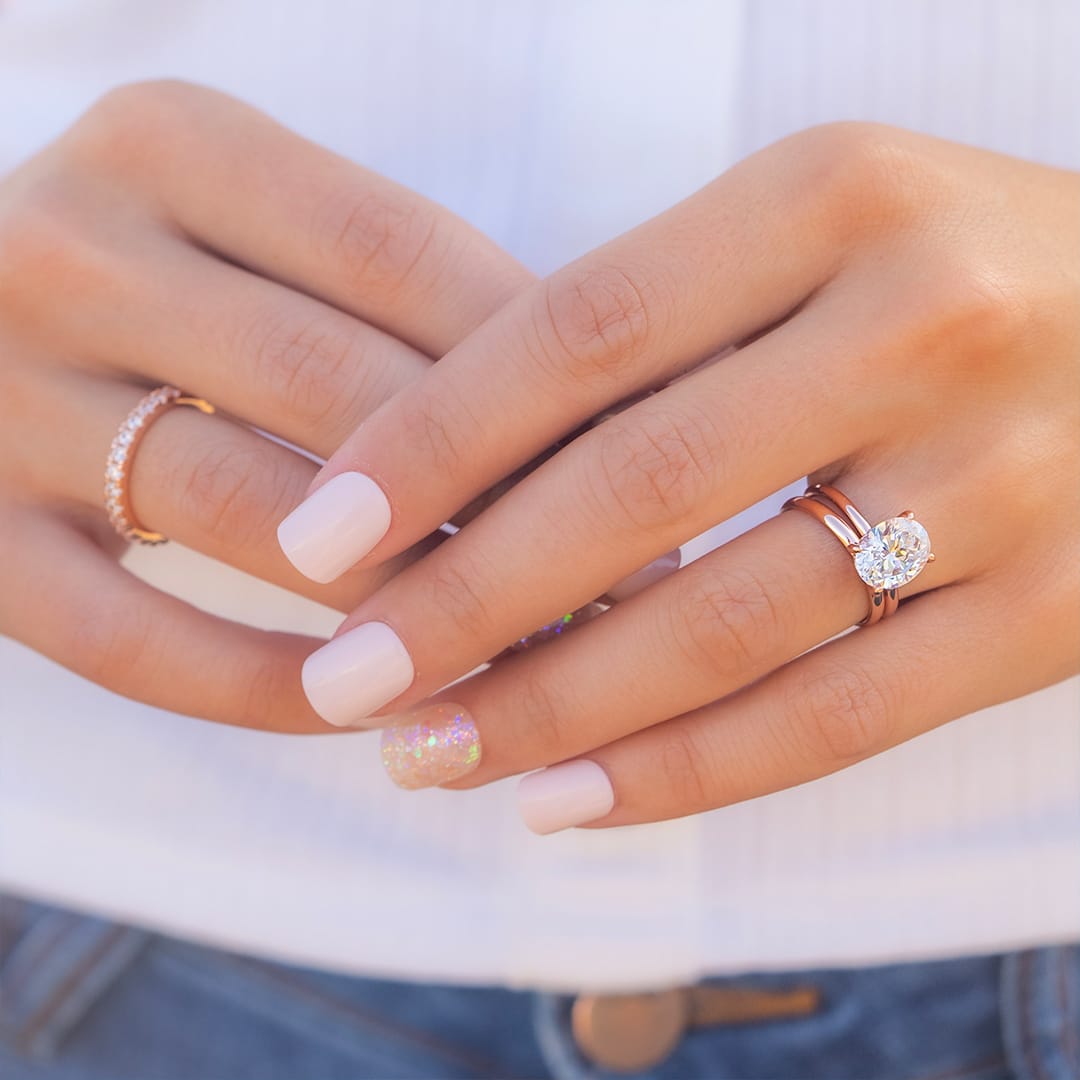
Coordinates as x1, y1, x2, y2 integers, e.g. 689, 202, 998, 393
591, 406, 718, 530
913, 258, 1033, 361
0, 197, 64, 289
673, 565, 782, 682
73, 79, 203, 167
175, 441, 296, 550
91, 77, 200, 117
70, 603, 156, 691
238, 653, 301, 733
242, 313, 361, 429
789, 662, 894, 765
858, 259, 1033, 396
0, 193, 115, 308
421, 550, 499, 644
394, 386, 470, 478
787, 121, 930, 235
539, 264, 658, 386
654, 727, 718, 813
319, 189, 441, 301
507, 664, 579, 764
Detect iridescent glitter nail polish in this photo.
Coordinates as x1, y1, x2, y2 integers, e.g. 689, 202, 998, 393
510, 602, 607, 652
380, 704, 481, 790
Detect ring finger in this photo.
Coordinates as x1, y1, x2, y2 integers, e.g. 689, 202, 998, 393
379, 473, 957, 794
22, 372, 438, 610
548, 571, 1039, 831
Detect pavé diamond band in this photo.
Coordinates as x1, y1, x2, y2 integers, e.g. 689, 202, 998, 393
104, 386, 216, 544
782, 482, 935, 627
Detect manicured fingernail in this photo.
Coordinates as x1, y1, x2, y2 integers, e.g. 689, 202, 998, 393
380, 704, 481, 790
278, 472, 391, 584
517, 760, 615, 835
606, 548, 682, 602
302, 622, 413, 727
511, 602, 606, 653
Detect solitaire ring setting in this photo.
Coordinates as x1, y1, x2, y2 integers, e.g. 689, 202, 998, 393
782, 482, 935, 627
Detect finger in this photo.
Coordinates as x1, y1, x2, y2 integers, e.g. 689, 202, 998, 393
378, 474, 955, 791
77, 80, 534, 355
37, 231, 435, 460
297, 298, 894, 722
23, 374, 437, 612
285, 123, 873, 575
518, 577, 1041, 832
409, 513, 867, 788
0, 504, 331, 732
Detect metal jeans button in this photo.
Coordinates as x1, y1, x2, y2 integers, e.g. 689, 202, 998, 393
572, 988, 690, 1074
571, 984, 821, 1073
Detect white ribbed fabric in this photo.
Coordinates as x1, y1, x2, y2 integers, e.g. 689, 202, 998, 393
1, 0, 1078, 992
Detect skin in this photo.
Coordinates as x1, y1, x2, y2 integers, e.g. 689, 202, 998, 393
3, 84, 1077, 826
307, 123, 1080, 826
0, 80, 534, 731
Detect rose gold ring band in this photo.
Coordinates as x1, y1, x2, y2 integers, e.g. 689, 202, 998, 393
104, 386, 215, 545
782, 482, 935, 628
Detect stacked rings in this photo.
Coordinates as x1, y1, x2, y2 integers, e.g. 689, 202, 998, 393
104, 386, 216, 544
782, 483, 935, 627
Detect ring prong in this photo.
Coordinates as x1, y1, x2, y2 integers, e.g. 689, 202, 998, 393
901, 510, 915, 519
928, 552, 936, 562
847, 543, 860, 555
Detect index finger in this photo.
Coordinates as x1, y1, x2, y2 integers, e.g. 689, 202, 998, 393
277, 123, 874, 583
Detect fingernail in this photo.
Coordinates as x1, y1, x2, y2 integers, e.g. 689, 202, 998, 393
302, 622, 414, 727
606, 548, 682, 602
278, 472, 391, 584
517, 760, 615, 835
380, 704, 481, 790
510, 602, 606, 653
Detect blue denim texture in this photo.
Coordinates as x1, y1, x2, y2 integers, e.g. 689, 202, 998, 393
1, 896, 1077, 1080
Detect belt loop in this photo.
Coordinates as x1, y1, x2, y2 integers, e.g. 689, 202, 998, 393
1000, 946, 1080, 1080
0, 907, 148, 1059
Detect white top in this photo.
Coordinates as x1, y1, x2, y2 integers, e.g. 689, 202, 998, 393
1, 0, 1078, 993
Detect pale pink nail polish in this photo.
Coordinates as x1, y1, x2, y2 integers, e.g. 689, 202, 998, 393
302, 622, 414, 727
278, 472, 391, 584
381, 704, 481, 790
517, 760, 615, 835
606, 548, 682, 602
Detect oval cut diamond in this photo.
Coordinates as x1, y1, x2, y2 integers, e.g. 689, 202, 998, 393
853, 517, 931, 590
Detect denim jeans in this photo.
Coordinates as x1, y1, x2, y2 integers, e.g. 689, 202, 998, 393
1, 896, 1077, 1080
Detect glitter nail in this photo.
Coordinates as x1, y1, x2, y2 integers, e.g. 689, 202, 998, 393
510, 602, 607, 652
380, 704, 481, 790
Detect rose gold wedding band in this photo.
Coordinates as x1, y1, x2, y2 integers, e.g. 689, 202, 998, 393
781, 482, 935, 628
104, 386, 216, 544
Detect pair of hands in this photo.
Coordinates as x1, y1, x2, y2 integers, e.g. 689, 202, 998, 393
2, 81, 1077, 833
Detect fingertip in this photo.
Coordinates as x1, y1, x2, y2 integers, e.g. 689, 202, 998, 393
300, 621, 414, 728
277, 471, 391, 583
517, 759, 616, 835
380, 703, 482, 790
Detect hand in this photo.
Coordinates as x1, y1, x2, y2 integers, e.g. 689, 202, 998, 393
281, 123, 1080, 826
0, 79, 531, 731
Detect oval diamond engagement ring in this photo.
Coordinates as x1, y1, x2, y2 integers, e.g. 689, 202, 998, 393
782, 482, 935, 628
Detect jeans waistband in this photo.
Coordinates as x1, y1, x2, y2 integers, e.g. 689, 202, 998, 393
2, 895, 1078, 1080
